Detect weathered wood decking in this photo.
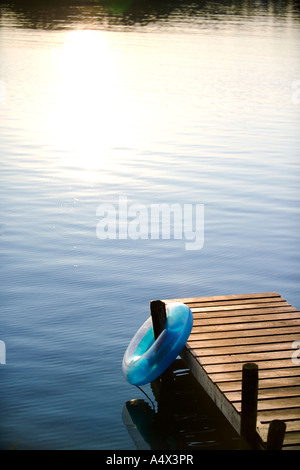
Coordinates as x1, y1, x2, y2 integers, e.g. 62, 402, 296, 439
164, 292, 300, 449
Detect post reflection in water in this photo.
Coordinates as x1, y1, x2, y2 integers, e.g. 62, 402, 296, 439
123, 360, 239, 450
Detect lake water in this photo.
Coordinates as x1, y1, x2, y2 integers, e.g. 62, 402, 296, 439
0, 0, 299, 450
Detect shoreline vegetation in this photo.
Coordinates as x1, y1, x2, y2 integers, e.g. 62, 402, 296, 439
1, 0, 299, 31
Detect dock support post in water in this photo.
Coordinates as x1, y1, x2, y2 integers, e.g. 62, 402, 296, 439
150, 300, 167, 340
150, 300, 173, 401
266, 420, 286, 450
240, 362, 259, 449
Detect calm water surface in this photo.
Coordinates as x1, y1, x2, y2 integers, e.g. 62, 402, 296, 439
0, 0, 299, 449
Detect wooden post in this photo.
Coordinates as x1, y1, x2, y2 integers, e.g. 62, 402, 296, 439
150, 300, 167, 340
266, 420, 286, 450
240, 362, 258, 449
150, 300, 173, 396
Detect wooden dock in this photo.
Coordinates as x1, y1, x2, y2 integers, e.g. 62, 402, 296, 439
163, 292, 300, 449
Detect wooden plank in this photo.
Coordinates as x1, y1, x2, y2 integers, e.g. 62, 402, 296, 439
202, 358, 297, 374
211, 368, 300, 383
225, 387, 300, 402
282, 433, 300, 447
273, 420, 300, 433
188, 333, 298, 348
190, 299, 291, 308
191, 318, 300, 334
184, 297, 287, 308
234, 397, 300, 412
165, 292, 281, 303
218, 376, 300, 392
191, 342, 295, 357
192, 305, 297, 316
188, 325, 300, 341
284, 446, 300, 450
258, 407, 300, 421
195, 349, 294, 366
192, 314, 300, 329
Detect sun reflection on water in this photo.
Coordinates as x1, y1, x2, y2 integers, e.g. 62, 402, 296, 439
49, 29, 135, 180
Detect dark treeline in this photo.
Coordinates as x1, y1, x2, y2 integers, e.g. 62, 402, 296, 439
1, 0, 300, 30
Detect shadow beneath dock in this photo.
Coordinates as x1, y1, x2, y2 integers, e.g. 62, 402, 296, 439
122, 359, 240, 450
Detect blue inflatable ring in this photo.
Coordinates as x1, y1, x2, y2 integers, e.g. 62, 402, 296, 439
122, 302, 193, 386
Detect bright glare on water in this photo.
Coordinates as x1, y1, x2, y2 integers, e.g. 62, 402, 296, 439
0, 0, 299, 450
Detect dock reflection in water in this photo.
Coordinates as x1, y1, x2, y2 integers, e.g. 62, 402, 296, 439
123, 360, 239, 450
